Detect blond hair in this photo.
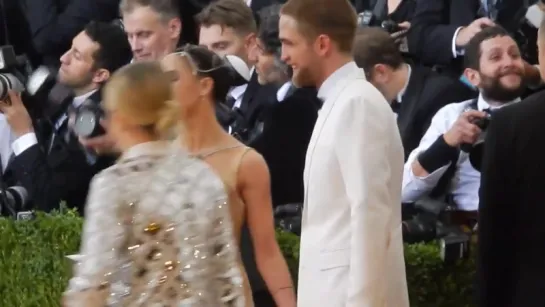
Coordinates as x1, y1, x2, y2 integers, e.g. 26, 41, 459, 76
103, 61, 177, 138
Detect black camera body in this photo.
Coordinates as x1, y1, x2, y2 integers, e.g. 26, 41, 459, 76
357, 11, 403, 33
402, 200, 472, 263
72, 101, 105, 139
0, 45, 29, 100
461, 109, 493, 171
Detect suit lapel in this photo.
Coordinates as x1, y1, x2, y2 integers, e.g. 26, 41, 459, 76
304, 68, 365, 199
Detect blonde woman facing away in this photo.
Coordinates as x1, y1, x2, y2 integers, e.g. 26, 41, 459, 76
63, 61, 246, 306
161, 45, 296, 307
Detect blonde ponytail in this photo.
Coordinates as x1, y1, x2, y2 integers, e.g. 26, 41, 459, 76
103, 61, 178, 140
154, 99, 179, 139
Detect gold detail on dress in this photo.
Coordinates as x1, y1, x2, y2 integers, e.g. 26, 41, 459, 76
144, 222, 160, 235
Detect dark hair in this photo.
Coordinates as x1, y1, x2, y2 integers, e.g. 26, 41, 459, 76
280, 0, 357, 53
464, 25, 512, 70
179, 45, 236, 103
119, 0, 180, 21
84, 21, 132, 74
196, 0, 257, 35
353, 27, 404, 72
257, 4, 282, 55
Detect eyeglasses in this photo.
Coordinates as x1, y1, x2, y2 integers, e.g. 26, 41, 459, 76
171, 45, 227, 76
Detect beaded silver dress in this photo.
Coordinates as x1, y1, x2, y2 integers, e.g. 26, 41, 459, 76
63, 141, 246, 306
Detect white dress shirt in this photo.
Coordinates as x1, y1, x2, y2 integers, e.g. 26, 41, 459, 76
276, 82, 292, 102
402, 93, 519, 211
396, 64, 412, 103
11, 90, 96, 156
227, 84, 248, 109
0, 115, 15, 171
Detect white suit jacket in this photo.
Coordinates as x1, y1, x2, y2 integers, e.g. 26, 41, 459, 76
297, 62, 410, 307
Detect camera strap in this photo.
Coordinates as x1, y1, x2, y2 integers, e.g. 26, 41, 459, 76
429, 98, 478, 200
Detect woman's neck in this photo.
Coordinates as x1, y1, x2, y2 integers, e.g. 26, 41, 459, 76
179, 105, 228, 153
117, 132, 157, 153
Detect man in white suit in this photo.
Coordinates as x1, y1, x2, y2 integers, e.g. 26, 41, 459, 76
278, 0, 409, 306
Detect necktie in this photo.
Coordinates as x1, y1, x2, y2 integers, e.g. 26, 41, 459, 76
391, 99, 401, 114
226, 95, 237, 109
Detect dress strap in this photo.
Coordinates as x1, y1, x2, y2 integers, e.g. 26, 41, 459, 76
192, 144, 245, 159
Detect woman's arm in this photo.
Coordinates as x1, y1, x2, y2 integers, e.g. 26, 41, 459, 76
238, 150, 296, 307
63, 172, 125, 307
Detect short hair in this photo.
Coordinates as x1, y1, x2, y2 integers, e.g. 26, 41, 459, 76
195, 0, 257, 35
280, 0, 357, 53
257, 4, 282, 55
119, 0, 180, 21
84, 21, 132, 73
353, 28, 404, 72
464, 25, 512, 70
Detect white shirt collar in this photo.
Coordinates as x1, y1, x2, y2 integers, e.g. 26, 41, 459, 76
317, 61, 359, 101
73, 90, 97, 108
246, 0, 252, 6
477, 93, 520, 111
276, 82, 292, 102
228, 84, 248, 100
397, 64, 412, 102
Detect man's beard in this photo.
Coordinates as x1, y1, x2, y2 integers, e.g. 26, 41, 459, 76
480, 72, 525, 103
291, 66, 315, 88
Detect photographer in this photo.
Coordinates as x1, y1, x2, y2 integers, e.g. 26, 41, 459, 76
402, 26, 524, 217
407, 0, 542, 84
0, 21, 131, 214
353, 27, 475, 158
80, 0, 182, 155
19, 0, 119, 67
477, 15, 545, 307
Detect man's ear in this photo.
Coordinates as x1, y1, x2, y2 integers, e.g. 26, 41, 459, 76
371, 64, 390, 83
464, 68, 481, 88
244, 32, 257, 52
168, 18, 182, 41
92, 68, 110, 84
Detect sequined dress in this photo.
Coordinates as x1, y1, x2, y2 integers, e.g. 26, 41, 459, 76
63, 141, 247, 306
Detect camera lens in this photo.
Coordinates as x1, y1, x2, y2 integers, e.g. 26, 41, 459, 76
0, 73, 21, 100
73, 108, 99, 138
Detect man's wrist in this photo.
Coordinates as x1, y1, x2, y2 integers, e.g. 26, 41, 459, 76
417, 135, 459, 173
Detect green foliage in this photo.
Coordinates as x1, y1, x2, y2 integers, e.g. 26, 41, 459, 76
0, 212, 476, 307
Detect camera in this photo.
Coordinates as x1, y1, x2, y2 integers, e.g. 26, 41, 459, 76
0, 186, 32, 220
357, 11, 403, 33
0, 45, 30, 100
402, 200, 472, 263
72, 101, 105, 138
460, 109, 492, 171
274, 203, 302, 236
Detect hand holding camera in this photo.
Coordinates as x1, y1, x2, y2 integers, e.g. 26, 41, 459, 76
0, 90, 33, 137
443, 110, 488, 147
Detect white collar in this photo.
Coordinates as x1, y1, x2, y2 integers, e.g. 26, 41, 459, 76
276, 82, 292, 102
73, 90, 97, 108
396, 64, 412, 102
317, 61, 360, 101
228, 84, 248, 100
120, 141, 170, 161
477, 93, 520, 111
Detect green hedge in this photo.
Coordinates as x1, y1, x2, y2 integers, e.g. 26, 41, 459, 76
0, 211, 476, 307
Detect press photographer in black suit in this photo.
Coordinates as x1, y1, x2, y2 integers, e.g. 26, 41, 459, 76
0, 21, 131, 214
353, 27, 475, 158
18, 0, 120, 67
250, 4, 319, 209
478, 17, 545, 307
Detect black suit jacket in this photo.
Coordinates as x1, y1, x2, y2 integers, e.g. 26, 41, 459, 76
251, 86, 319, 206
6, 91, 113, 214
240, 72, 278, 128
398, 65, 476, 158
478, 89, 545, 307
19, 0, 119, 67
407, 0, 530, 70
